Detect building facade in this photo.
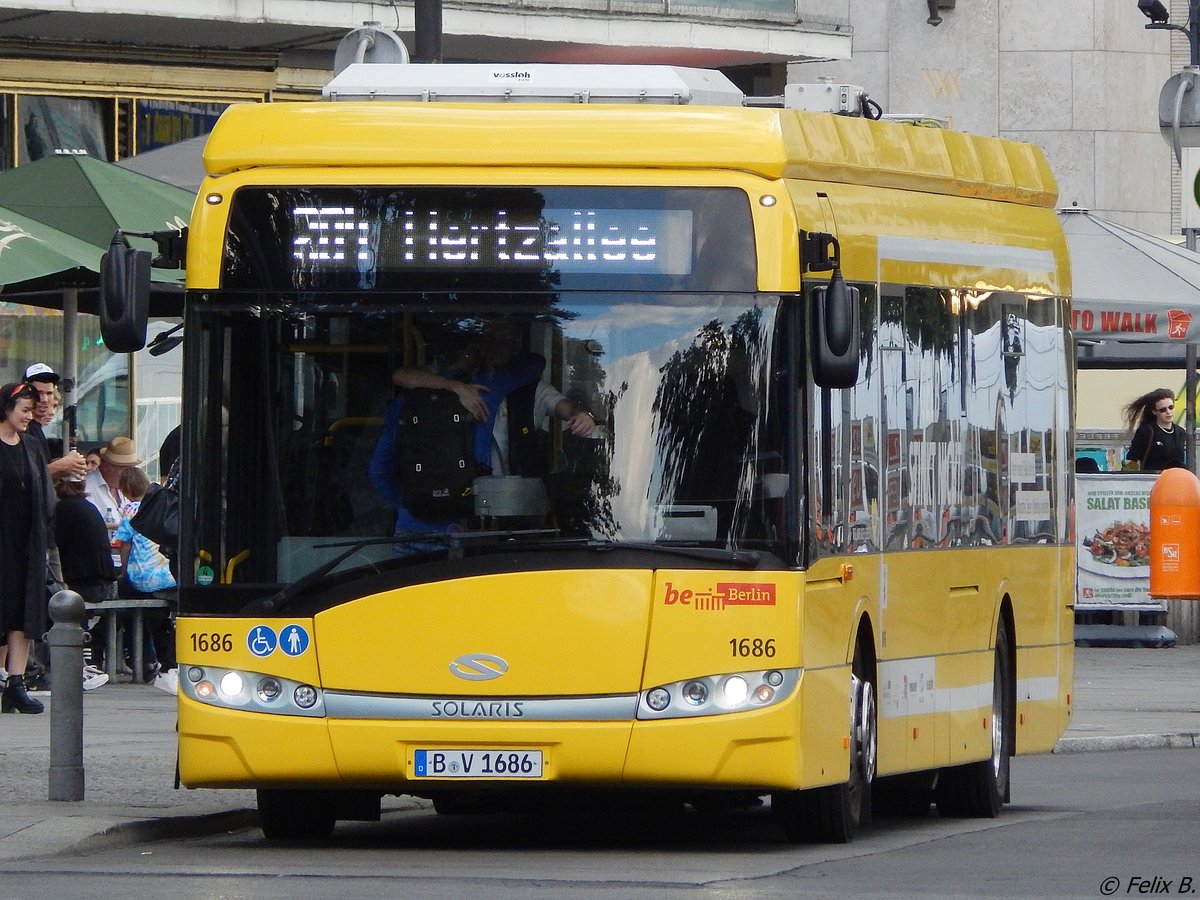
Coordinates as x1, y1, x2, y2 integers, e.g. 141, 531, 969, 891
0, 0, 852, 463
0, 0, 852, 173
792, 0, 1178, 237
2, 1, 1180, 230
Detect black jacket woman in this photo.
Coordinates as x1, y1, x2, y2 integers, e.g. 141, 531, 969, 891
0, 382, 57, 714
1124, 388, 1187, 473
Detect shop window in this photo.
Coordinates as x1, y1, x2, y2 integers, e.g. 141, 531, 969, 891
17, 95, 112, 164
136, 99, 228, 153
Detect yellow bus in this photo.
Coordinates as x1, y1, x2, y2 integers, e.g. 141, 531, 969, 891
104, 57, 1074, 843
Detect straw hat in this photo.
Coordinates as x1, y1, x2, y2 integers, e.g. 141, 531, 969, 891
99, 436, 142, 467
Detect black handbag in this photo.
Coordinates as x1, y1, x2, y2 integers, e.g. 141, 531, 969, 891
131, 462, 180, 549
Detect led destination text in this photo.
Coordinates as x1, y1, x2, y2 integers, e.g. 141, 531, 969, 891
291, 205, 693, 276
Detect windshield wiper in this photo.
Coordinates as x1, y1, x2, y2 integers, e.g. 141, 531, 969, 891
241, 536, 402, 615
241, 529, 561, 615
535, 540, 758, 566
581, 539, 761, 569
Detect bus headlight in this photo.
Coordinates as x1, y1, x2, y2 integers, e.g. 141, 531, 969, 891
178, 665, 325, 717
219, 671, 245, 699
683, 681, 709, 705
638, 668, 800, 720
721, 675, 748, 706
646, 687, 671, 711
257, 677, 283, 703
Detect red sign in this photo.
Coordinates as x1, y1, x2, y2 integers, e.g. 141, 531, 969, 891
662, 581, 777, 611
1070, 307, 1193, 341
1167, 309, 1192, 339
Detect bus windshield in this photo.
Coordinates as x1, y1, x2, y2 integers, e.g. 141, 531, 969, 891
183, 291, 790, 610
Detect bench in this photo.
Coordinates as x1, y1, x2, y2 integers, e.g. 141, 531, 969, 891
84, 598, 174, 684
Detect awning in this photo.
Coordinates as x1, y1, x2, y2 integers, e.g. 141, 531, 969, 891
1060, 207, 1200, 344
0, 154, 193, 302
0, 203, 99, 290
115, 135, 208, 193
0, 155, 193, 313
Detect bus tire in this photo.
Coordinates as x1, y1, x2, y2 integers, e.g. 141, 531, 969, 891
775, 640, 876, 843
257, 788, 337, 840
935, 618, 1013, 818
873, 773, 934, 818
432, 792, 487, 815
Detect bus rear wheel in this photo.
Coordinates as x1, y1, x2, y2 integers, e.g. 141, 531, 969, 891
775, 644, 876, 843
935, 619, 1013, 818
257, 788, 337, 840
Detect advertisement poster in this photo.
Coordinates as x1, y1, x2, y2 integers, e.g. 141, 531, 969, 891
1076, 473, 1163, 611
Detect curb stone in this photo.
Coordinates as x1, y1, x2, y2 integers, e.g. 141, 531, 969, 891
47, 810, 259, 860
1053, 732, 1200, 754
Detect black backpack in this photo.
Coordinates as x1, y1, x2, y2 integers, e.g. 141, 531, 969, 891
396, 388, 478, 520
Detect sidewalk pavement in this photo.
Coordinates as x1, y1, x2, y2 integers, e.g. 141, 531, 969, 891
0, 643, 1197, 861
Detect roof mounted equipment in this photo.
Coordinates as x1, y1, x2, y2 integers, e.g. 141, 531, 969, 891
323, 63, 744, 106
784, 81, 881, 119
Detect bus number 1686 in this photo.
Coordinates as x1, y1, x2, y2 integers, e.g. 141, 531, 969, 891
730, 637, 775, 658
191, 633, 234, 653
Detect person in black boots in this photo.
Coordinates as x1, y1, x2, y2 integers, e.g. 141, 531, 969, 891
0, 383, 56, 714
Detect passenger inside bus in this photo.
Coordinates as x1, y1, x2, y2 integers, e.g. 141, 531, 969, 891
369, 326, 584, 549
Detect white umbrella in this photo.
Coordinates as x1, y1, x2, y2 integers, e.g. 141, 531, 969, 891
1061, 206, 1200, 472
1060, 207, 1200, 343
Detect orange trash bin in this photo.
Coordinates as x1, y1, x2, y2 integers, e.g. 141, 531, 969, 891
1149, 467, 1200, 600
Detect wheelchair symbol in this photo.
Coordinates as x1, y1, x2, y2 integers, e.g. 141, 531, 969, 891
248, 626, 278, 657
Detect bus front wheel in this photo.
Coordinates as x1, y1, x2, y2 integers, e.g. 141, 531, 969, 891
775, 643, 876, 843
257, 788, 337, 840
935, 618, 1013, 818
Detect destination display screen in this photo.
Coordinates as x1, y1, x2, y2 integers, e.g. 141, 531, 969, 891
221, 186, 755, 291
290, 205, 693, 276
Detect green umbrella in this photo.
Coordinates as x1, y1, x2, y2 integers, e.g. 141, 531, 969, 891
0, 202, 100, 290
0, 155, 193, 286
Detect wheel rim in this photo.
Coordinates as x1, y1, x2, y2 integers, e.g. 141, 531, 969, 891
860, 681, 877, 784
990, 654, 1004, 779
993, 657, 1003, 777
848, 672, 877, 816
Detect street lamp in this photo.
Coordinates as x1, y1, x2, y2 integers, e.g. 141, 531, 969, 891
1138, 0, 1200, 66
1137, 1, 1200, 474
926, 0, 956, 26
1139, 0, 1170, 24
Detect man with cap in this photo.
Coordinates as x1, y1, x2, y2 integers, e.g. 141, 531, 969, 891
84, 436, 142, 567
22, 363, 88, 482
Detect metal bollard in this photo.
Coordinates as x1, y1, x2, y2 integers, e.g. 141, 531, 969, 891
48, 589, 85, 801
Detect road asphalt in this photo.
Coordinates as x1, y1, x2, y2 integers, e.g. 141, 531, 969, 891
0, 643, 1196, 860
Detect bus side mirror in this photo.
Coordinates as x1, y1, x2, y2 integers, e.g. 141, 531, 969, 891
811, 269, 860, 389
100, 231, 151, 353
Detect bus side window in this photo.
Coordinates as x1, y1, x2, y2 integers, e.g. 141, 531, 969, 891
811, 284, 877, 558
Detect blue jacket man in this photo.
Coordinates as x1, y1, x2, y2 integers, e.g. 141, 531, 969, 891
369, 350, 545, 542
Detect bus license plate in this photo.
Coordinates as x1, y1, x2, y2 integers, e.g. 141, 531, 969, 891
413, 749, 543, 779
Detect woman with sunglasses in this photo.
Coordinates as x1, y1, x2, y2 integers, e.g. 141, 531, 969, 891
0, 382, 58, 713
1123, 388, 1188, 473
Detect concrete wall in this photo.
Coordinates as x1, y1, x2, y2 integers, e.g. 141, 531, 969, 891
790, 0, 1176, 235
